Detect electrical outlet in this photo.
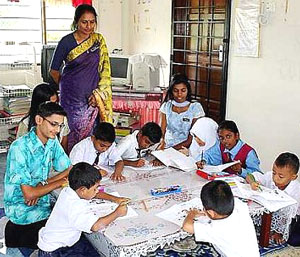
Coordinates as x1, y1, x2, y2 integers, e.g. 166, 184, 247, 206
262, 1, 276, 13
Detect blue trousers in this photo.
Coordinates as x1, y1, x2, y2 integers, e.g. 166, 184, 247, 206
38, 236, 100, 257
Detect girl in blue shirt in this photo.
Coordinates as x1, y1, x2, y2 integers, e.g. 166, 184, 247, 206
197, 120, 261, 178
159, 74, 205, 149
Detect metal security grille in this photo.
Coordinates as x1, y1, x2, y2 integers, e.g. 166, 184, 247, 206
171, 0, 231, 122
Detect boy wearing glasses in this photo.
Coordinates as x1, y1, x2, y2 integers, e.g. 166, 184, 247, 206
70, 122, 125, 182
182, 180, 259, 257
116, 122, 162, 168
38, 162, 128, 256
4, 102, 72, 255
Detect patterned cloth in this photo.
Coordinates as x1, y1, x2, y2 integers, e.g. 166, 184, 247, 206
52, 32, 112, 152
4, 127, 71, 225
160, 101, 205, 148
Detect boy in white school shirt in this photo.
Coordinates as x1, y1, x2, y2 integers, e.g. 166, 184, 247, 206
70, 122, 125, 182
116, 122, 162, 167
182, 180, 260, 257
247, 152, 300, 246
38, 162, 128, 256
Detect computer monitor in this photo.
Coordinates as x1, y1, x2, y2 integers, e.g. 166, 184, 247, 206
109, 55, 131, 86
41, 45, 59, 91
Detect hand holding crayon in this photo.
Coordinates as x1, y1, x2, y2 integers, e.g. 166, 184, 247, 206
246, 173, 262, 191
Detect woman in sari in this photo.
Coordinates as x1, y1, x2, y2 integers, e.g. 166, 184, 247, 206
50, 4, 112, 153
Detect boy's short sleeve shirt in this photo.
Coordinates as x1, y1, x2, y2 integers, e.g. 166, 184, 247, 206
38, 187, 99, 252
116, 130, 139, 160
70, 137, 121, 166
194, 199, 260, 257
4, 127, 71, 225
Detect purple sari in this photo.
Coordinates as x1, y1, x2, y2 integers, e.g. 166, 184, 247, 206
59, 39, 100, 152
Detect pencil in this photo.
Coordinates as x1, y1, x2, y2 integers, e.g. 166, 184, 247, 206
248, 173, 262, 191
141, 200, 149, 212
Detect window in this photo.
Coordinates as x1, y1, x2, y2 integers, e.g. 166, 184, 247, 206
0, 0, 74, 63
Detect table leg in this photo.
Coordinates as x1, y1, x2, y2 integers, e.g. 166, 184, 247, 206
259, 212, 272, 247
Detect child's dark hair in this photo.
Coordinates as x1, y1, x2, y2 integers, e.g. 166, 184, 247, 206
275, 152, 299, 175
94, 122, 115, 143
69, 162, 102, 191
24, 83, 58, 131
141, 122, 162, 144
71, 4, 97, 31
200, 180, 234, 216
163, 73, 192, 103
218, 120, 239, 134
36, 102, 67, 119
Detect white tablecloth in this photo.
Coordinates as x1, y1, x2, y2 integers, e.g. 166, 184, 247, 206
78, 166, 297, 257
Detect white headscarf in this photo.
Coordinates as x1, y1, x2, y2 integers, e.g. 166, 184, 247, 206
189, 117, 218, 160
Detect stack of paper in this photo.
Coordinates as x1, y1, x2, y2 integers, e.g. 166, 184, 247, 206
0, 84, 32, 97
151, 147, 197, 172
3, 96, 31, 115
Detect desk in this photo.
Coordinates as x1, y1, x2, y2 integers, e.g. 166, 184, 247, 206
112, 89, 163, 127
81, 167, 297, 256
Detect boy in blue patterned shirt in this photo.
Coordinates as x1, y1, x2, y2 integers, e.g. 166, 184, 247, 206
4, 102, 72, 256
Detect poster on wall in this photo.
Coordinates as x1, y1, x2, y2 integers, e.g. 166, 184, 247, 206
234, 0, 260, 57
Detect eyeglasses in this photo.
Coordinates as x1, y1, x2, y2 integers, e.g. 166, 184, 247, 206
43, 117, 65, 130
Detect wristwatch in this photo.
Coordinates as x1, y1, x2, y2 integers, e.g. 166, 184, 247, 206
41, 180, 48, 186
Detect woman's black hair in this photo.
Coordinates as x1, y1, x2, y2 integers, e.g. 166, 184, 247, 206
163, 73, 192, 103
23, 83, 57, 131
71, 4, 98, 31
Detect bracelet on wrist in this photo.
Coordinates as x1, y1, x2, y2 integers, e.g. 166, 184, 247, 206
41, 180, 48, 186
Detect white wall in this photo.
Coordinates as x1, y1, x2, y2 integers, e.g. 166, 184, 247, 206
227, 0, 300, 172
94, 0, 123, 52
95, 0, 172, 87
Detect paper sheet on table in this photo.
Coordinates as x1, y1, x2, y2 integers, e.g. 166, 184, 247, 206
156, 198, 203, 227
237, 184, 297, 212
215, 177, 298, 212
151, 148, 197, 172
200, 160, 240, 174
125, 160, 164, 171
88, 192, 138, 220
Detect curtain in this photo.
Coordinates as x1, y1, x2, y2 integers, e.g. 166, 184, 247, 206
72, 0, 92, 7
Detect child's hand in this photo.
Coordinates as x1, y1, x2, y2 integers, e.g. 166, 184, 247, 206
115, 197, 131, 205
61, 177, 69, 187
157, 139, 166, 150
187, 208, 206, 218
231, 163, 242, 174
271, 232, 285, 244
246, 174, 261, 191
179, 146, 189, 156
133, 159, 146, 167
116, 203, 128, 217
99, 169, 108, 177
150, 159, 164, 167
196, 160, 206, 169
110, 171, 125, 182
250, 181, 261, 191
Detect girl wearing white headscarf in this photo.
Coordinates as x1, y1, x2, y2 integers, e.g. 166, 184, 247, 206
189, 117, 218, 160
